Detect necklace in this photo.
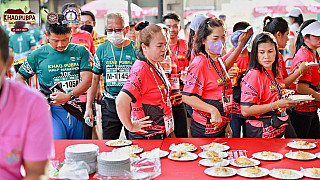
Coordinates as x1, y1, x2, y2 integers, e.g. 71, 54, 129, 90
148, 61, 171, 106
110, 42, 124, 70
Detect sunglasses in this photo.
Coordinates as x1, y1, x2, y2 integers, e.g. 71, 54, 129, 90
106, 28, 124, 33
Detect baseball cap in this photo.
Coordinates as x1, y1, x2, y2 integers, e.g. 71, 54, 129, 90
190, 14, 208, 32
288, 8, 302, 17
301, 21, 320, 36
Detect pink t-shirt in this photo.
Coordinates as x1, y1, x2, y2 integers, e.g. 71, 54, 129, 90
71, 29, 95, 63
0, 78, 54, 179
71, 29, 95, 102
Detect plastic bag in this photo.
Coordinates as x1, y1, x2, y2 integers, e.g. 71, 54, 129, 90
131, 158, 161, 179
49, 160, 90, 179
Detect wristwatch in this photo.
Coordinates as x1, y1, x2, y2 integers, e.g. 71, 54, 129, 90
68, 92, 76, 100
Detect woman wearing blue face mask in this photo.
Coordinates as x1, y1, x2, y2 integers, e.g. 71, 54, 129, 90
182, 17, 233, 138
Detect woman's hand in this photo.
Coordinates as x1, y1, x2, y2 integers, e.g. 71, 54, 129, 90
228, 68, 238, 78
225, 123, 232, 138
297, 100, 312, 106
299, 62, 311, 74
131, 116, 152, 133
276, 98, 299, 109
210, 107, 222, 128
237, 28, 253, 48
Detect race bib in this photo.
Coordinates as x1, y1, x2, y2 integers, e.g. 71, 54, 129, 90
105, 68, 130, 86
222, 89, 233, 112
53, 75, 80, 93
164, 113, 174, 136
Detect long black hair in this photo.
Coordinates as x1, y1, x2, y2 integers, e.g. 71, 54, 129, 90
194, 17, 224, 56
186, 29, 195, 61
0, 28, 9, 63
248, 32, 279, 77
290, 14, 304, 26
294, 19, 318, 57
263, 16, 288, 36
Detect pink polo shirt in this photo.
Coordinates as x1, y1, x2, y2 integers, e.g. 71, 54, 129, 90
0, 78, 54, 179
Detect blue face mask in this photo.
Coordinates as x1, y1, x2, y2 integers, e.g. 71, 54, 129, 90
206, 40, 225, 55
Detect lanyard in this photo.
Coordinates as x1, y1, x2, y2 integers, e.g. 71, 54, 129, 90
110, 42, 124, 71
263, 68, 282, 99
208, 55, 228, 97
175, 40, 180, 57
147, 60, 170, 106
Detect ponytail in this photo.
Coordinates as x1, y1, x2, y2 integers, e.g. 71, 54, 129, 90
294, 19, 317, 57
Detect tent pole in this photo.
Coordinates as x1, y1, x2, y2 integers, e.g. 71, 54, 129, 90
158, 0, 163, 23
128, 0, 132, 21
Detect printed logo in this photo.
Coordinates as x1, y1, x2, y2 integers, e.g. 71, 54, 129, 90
3, 6, 36, 32
43, 8, 58, 24
62, 8, 79, 24
70, 57, 76, 61
4, 146, 22, 164
3, 6, 36, 24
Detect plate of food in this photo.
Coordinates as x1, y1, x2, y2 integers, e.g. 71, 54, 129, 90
237, 166, 269, 178
140, 148, 169, 158
306, 62, 319, 66
285, 151, 316, 160
269, 169, 303, 179
169, 143, 197, 152
252, 151, 283, 161
230, 156, 260, 167
301, 168, 320, 179
204, 167, 237, 177
129, 154, 141, 162
287, 140, 316, 149
200, 142, 230, 152
168, 151, 198, 161
105, 139, 132, 147
289, 95, 315, 101
198, 151, 228, 159
114, 145, 143, 154
199, 157, 230, 167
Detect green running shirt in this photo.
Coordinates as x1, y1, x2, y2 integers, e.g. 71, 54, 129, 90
9, 32, 36, 62
19, 43, 92, 95
93, 40, 136, 97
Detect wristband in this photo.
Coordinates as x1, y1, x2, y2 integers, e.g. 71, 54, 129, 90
270, 103, 274, 111
275, 101, 282, 112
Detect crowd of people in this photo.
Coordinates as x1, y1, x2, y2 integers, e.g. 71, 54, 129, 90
1, 3, 320, 178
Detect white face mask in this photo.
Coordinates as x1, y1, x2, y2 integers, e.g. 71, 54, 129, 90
107, 31, 125, 45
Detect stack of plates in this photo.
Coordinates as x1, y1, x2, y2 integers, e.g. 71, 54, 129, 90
97, 152, 131, 177
65, 144, 99, 174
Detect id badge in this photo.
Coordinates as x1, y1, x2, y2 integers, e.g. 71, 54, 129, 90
105, 68, 130, 86
222, 89, 233, 112
53, 74, 79, 93
164, 113, 174, 136
170, 74, 180, 90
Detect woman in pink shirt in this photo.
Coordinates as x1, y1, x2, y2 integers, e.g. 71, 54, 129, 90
0, 28, 54, 179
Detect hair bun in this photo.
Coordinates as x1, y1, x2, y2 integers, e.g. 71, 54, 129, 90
135, 21, 149, 31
